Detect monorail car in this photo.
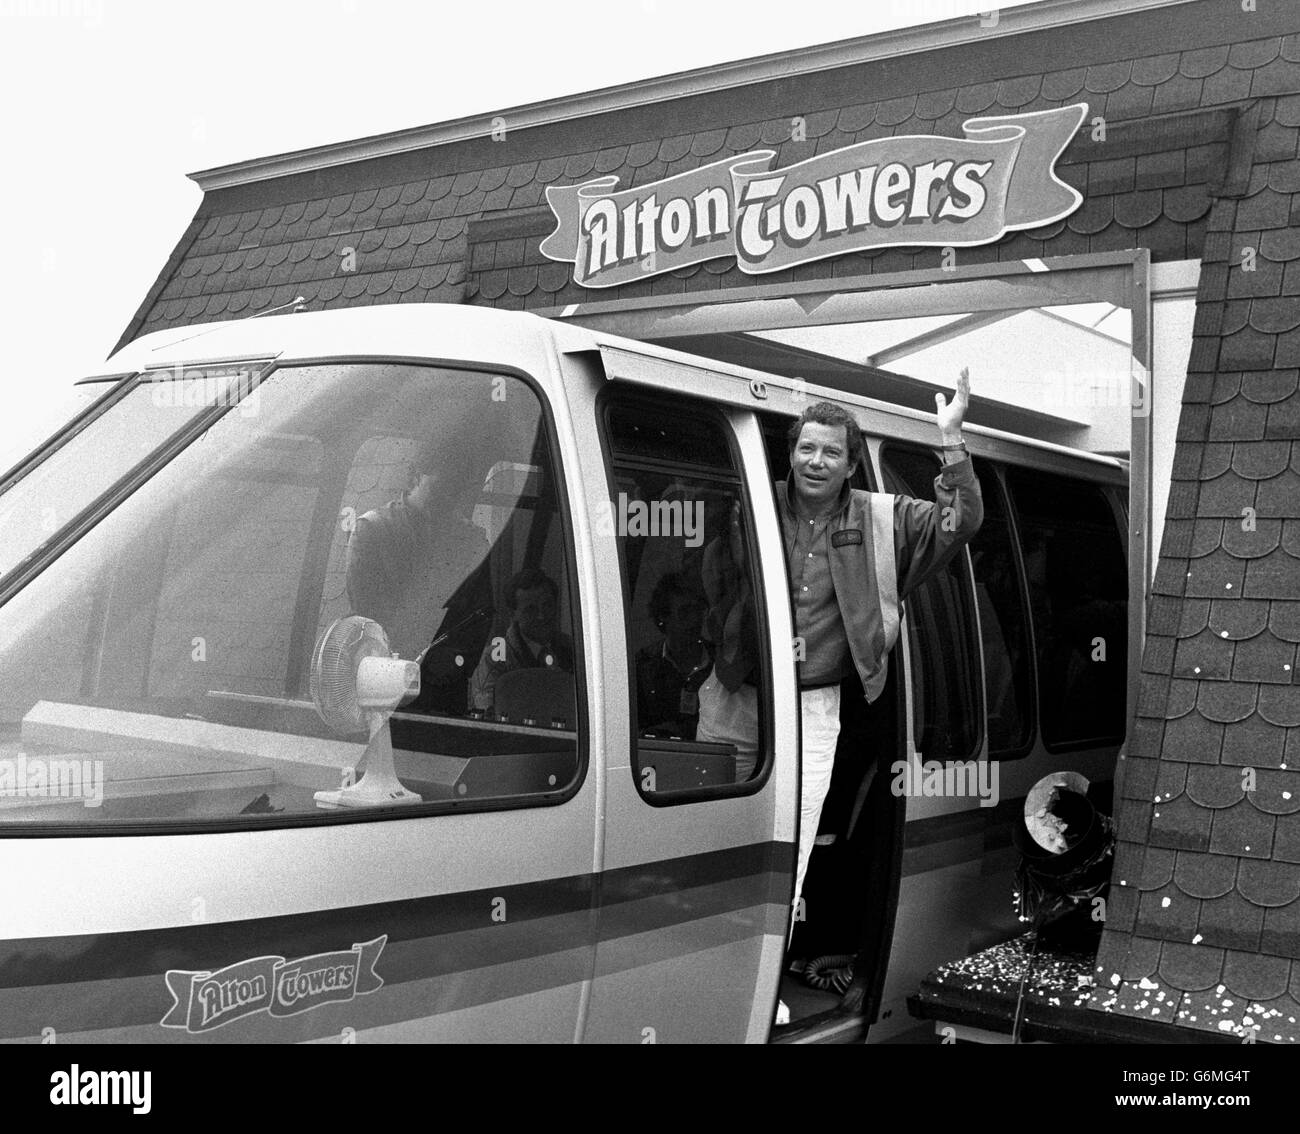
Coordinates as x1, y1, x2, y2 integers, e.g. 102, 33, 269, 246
0, 303, 1128, 1043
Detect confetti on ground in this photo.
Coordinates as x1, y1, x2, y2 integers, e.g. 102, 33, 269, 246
916, 934, 1300, 1042
917, 935, 1101, 1007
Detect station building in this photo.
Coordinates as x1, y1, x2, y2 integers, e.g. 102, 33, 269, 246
120, 0, 1300, 1041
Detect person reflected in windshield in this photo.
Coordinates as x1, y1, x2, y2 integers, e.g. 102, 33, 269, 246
468, 567, 574, 715
345, 437, 491, 663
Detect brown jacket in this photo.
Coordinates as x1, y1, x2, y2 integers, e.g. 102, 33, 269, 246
776, 456, 983, 701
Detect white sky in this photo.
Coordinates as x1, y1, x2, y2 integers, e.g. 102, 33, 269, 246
0, 0, 1029, 458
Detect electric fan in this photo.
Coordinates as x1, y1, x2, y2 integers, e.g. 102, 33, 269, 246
310, 616, 422, 809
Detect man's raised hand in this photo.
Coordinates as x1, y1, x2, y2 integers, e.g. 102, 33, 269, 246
936, 367, 970, 441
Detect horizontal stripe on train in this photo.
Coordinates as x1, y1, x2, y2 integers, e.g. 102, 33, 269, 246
4, 929, 783, 1044
0, 840, 795, 991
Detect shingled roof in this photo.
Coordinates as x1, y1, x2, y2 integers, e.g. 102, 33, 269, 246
119, 0, 1300, 1041
120, 1, 1299, 344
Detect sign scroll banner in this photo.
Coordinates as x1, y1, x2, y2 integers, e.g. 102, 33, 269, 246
160, 935, 387, 1033
541, 103, 1087, 288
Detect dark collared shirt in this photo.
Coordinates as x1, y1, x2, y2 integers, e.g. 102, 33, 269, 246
778, 477, 852, 687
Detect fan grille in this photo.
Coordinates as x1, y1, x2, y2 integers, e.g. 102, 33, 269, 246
311, 616, 390, 735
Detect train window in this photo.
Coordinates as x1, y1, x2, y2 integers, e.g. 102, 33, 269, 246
879, 445, 982, 762
1004, 467, 1128, 750
605, 405, 734, 471
602, 396, 771, 800
0, 362, 582, 826
969, 460, 1035, 758
759, 412, 795, 483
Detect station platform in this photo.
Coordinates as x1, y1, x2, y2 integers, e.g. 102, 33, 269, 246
908, 932, 1237, 1045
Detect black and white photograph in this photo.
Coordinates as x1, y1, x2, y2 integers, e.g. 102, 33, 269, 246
2, 0, 1297, 1107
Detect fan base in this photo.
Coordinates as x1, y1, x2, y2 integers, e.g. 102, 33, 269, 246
314, 783, 422, 809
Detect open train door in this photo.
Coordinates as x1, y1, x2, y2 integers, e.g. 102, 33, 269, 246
566, 344, 800, 1043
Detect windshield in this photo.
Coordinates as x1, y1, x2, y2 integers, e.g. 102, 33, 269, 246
0, 379, 117, 477
0, 361, 580, 826
0, 366, 263, 580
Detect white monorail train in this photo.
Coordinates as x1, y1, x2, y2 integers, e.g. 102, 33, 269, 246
0, 304, 1128, 1043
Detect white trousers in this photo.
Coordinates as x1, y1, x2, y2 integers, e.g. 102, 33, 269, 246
793, 685, 842, 924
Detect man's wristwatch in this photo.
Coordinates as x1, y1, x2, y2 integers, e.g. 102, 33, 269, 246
939, 436, 967, 464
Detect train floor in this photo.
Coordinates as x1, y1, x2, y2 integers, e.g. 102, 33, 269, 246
779, 971, 942, 1043
780, 971, 840, 1023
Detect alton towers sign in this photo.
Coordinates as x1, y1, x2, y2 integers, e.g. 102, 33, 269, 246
541, 104, 1087, 288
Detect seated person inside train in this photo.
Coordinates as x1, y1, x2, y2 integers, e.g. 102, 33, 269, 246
345, 434, 492, 666
636, 571, 713, 739
468, 567, 574, 716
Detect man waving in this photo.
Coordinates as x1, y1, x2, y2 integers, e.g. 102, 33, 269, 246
776, 369, 982, 1021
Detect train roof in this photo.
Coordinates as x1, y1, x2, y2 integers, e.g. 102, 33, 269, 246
97, 303, 1126, 481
